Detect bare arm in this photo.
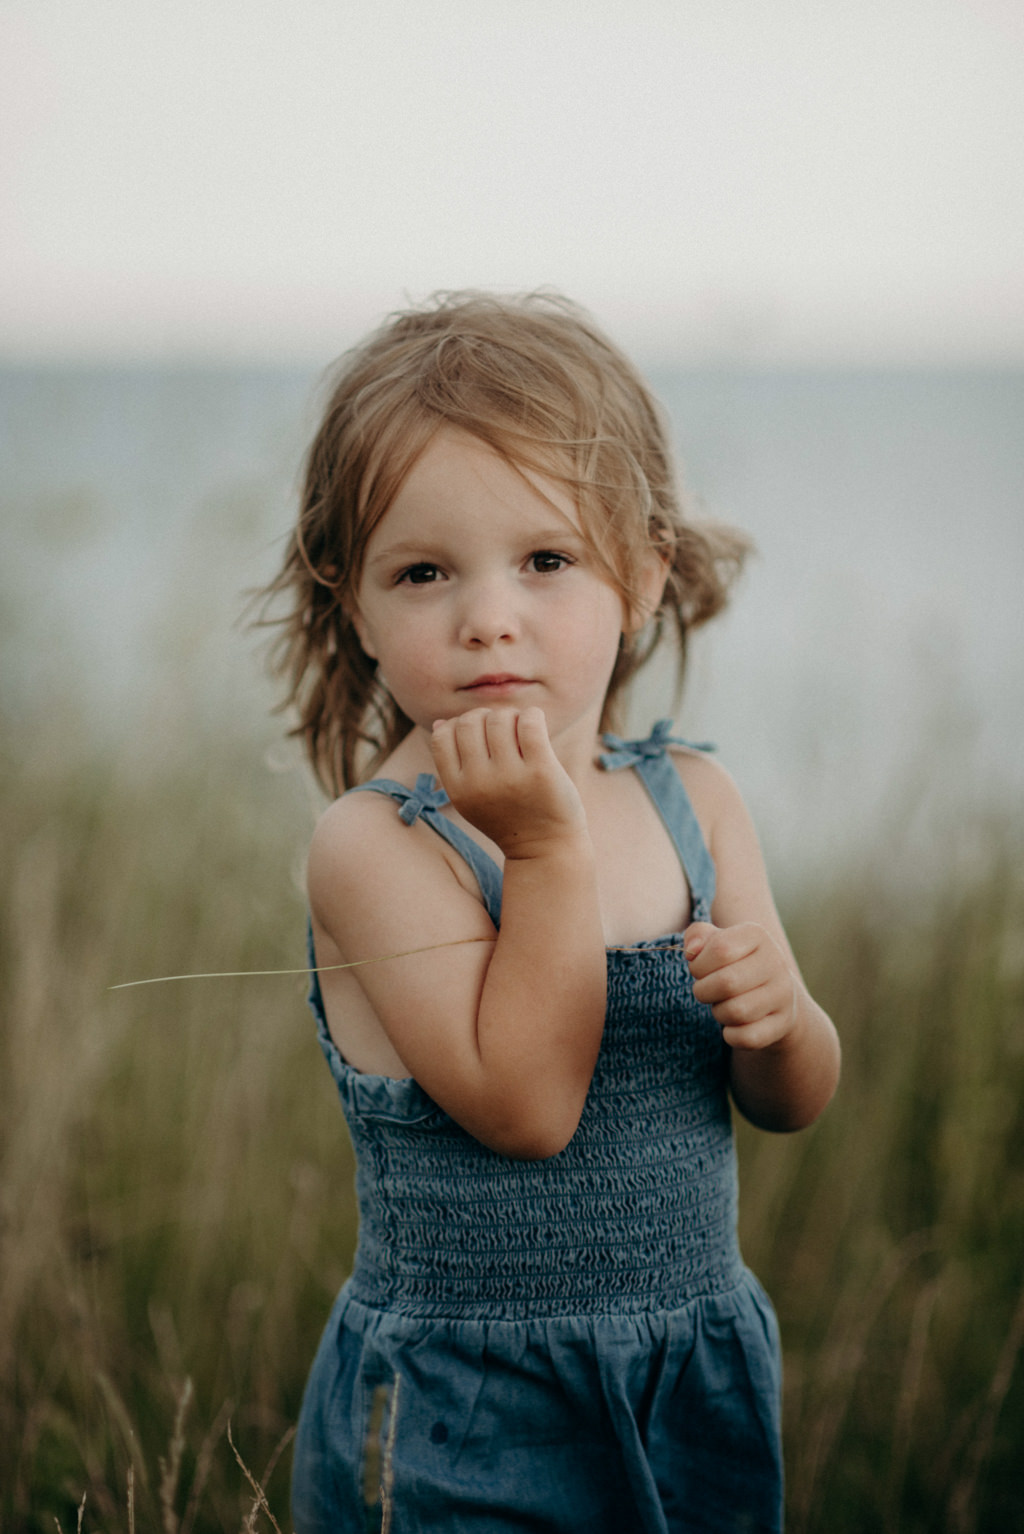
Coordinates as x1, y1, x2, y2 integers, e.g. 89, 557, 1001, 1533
678, 756, 840, 1132
309, 707, 607, 1158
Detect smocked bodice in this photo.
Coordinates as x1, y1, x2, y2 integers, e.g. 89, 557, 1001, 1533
307, 723, 742, 1320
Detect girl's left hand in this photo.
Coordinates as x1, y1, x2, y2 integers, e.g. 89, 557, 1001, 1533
683, 921, 798, 1051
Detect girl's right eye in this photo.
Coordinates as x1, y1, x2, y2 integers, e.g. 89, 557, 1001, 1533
397, 563, 443, 585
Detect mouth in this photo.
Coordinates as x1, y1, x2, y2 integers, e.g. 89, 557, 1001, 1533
461, 674, 533, 692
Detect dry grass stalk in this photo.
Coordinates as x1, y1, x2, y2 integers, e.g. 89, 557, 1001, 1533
181, 1397, 235, 1534
227, 1419, 285, 1534
885, 1275, 943, 1530
380, 1372, 401, 1534
55, 1492, 86, 1534
259, 1425, 297, 1514
947, 1281, 1024, 1534
158, 1376, 194, 1534
361, 1384, 388, 1511
790, 1229, 939, 1530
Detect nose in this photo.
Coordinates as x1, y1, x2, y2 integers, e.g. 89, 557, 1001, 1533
456, 573, 519, 648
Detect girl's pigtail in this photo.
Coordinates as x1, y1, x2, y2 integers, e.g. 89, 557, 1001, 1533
666, 519, 750, 631
639, 517, 751, 714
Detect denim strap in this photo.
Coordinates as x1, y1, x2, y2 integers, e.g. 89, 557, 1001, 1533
599, 721, 716, 921
351, 776, 503, 927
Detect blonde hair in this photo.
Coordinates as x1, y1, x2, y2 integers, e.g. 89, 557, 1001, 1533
260, 290, 749, 793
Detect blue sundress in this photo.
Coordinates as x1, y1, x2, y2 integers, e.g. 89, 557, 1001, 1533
291, 723, 783, 1533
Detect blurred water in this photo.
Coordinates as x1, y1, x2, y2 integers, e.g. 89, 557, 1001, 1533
2, 363, 1021, 874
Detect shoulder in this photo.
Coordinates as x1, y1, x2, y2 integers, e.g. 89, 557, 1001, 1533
666, 746, 754, 859
308, 781, 490, 939
309, 785, 396, 871
667, 744, 738, 800
667, 747, 779, 929
308, 786, 424, 911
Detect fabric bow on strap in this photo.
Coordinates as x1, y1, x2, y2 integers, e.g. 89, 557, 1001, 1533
398, 773, 451, 825
599, 719, 713, 772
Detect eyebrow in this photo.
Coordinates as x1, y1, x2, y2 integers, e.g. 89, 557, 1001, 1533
365, 541, 443, 568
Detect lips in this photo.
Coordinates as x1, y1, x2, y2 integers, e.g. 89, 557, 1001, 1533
462, 674, 532, 691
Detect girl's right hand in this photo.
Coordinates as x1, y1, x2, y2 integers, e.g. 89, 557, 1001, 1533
430, 707, 586, 860
310, 702, 607, 1158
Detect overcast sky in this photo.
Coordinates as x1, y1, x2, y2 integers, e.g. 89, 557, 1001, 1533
2, 0, 1022, 364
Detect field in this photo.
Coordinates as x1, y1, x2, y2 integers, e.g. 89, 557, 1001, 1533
1, 708, 1022, 1531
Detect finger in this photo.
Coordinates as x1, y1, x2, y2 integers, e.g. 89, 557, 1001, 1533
451, 708, 492, 769
684, 922, 761, 979
513, 706, 552, 761
721, 1003, 791, 1051
708, 979, 780, 1031
682, 922, 719, 977
722, 1017, 779, 1051
484, 707, 525, 769
690, 951, 770, 1008
683, 920, 717, 957
430, 718, 461, 782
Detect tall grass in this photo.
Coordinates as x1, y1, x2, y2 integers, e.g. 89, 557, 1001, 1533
1, 713, 1021, 1531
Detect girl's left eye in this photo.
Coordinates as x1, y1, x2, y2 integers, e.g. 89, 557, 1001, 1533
529, 550, 571, 574
397, 562, 443, 585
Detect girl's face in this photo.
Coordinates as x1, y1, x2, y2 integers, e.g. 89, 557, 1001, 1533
352, 429, 656, 755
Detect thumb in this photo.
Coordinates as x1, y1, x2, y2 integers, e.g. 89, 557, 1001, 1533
683, 921, 717, 966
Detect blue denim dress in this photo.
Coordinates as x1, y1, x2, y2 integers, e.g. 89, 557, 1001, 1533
292, 724, 783, 1533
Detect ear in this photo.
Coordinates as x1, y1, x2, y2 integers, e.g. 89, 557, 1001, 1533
349, 607, 377, 660
624, 549, 669, 634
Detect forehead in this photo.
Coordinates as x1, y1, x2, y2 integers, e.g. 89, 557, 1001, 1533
379, 427, 582, 535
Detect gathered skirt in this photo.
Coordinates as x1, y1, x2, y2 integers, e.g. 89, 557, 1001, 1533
291, 1269, 783, 1534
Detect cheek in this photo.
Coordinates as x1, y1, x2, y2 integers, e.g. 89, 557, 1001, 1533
362, 614, 449, 702
544, 598, 626, 688
565, 589, 628, 653
353, 594, 439, 667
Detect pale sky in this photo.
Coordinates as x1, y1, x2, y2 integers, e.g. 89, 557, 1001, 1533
2, 0, 1022, 363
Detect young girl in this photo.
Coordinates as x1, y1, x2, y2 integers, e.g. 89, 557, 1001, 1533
266, 291, 840, 1533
